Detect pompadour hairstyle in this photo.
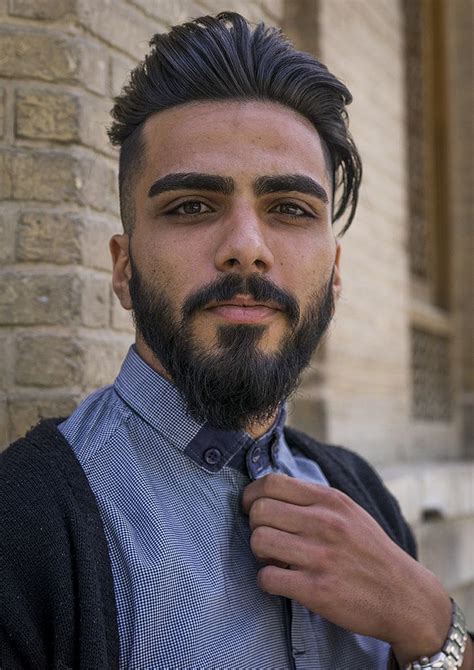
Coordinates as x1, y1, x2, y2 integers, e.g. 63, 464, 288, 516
108, 12, 362, 234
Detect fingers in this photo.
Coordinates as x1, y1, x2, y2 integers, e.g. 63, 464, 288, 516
248, 496, 313, 534
256, 564, 314, 605
242, 472, 329, 514
250, 525, 314, 567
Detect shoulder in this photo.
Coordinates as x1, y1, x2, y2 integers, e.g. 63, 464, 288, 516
0, 417, 113, 588
58, 384, 132, 468
285, 426, 418, 558
0, 419, 96, 524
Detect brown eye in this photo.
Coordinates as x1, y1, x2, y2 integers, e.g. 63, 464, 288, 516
172, 200, 212, 215
271, 202, 314, 218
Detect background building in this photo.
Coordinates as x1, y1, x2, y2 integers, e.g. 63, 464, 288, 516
1, 0, 473, 625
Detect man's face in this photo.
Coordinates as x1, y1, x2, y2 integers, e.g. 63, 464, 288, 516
111, 100, 341, 432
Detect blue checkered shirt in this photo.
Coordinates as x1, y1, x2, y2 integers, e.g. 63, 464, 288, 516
59, 346, 390, 669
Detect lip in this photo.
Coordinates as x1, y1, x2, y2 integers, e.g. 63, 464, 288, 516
205, 295, 282, 324
205, 294, 282, 311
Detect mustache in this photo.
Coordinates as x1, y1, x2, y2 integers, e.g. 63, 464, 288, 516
181, 273, 300, 326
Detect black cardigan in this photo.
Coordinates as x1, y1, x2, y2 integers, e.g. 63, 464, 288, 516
0, 419, 420, 669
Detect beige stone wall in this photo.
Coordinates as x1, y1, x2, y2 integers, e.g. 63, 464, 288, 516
446, 0, 474, 459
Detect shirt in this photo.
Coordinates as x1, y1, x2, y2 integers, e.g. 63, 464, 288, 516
59, 345, 390, 669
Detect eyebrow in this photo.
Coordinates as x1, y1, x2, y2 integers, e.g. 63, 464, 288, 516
254, 174, 329, 204
147, 173, 234, 198
147, 171, 329, 205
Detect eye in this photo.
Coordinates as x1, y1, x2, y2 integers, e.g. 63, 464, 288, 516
167, 200, 213, 216
271, 202, 314, 218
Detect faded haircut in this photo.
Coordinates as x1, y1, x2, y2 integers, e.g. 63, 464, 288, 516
108, 12, 362, 234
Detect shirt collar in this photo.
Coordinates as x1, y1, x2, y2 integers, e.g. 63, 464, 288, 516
114, 346, 286, 474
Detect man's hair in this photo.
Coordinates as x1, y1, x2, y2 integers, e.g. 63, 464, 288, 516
108, 12, 362, 235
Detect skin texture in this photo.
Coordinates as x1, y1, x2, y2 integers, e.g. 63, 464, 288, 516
110, 100, 471, 666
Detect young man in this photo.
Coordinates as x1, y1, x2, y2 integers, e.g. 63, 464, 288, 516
1, 12, 472, 670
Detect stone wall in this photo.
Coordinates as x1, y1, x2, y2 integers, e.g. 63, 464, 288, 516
446, 0, 474, 459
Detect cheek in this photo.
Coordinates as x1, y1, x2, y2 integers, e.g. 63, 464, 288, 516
138, 244, 212, 317
277, 238, 335, 296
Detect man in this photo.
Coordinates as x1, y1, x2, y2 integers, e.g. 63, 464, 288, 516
1, 12, 472, 670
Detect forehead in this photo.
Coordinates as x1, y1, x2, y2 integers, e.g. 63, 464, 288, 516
140, 100, 330, 190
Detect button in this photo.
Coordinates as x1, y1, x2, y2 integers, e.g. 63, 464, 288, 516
251, 446, 262, 463
203, 447, 222, 466
292, 648, 305, 656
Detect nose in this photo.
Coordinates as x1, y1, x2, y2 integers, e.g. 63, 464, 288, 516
213, 204, 274, 274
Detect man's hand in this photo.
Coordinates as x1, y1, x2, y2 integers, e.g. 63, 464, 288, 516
242, 473, 457, 665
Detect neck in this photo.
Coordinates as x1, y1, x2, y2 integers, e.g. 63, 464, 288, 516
134, 336, 172, 381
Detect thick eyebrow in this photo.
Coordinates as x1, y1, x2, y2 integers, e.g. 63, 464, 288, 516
147, 172, 234, 198
253, 174, 329, 204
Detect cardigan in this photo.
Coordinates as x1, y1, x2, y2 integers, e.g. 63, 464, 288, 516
0, 418, 425, 669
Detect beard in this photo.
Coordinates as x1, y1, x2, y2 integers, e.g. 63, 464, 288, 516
129, 254, 335, 431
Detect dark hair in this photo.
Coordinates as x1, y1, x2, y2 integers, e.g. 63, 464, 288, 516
108, 12, 362, 235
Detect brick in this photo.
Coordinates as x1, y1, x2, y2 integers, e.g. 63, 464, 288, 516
11, 150, 79, 203
15, 87, 110, 153
79, 94, 113, 155
82, 333, 131, 388
0, 213, 16, 265
76, 0, 159, 62
6, 150, 118, 213
0, 272, 80, 325
0, 88, 5, 138
75, 38, 108, 97
8, 0, 76, 20
80, 273, 110, 328
0, 28, 78, 81
0, 332, 13, 391
16, 211, 82, 264
7, 392, 78, 442
127, 0, 204, 24
15, 89, 80, 142
79, 156, 119, 215
0, 29, 107, 96
81, 215, 119, 271
0, 150, 13, 199
109, 53, 135, 98
15, 334, 83, 387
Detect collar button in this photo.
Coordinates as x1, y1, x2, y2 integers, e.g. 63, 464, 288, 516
204, 447, 222, 466
251, 446, 262, 463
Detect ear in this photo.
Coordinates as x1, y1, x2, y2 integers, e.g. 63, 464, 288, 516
332, 241, 342, 300
110, 234, 133, 310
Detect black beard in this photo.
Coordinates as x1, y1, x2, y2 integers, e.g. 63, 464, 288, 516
129, 255, 335, 431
